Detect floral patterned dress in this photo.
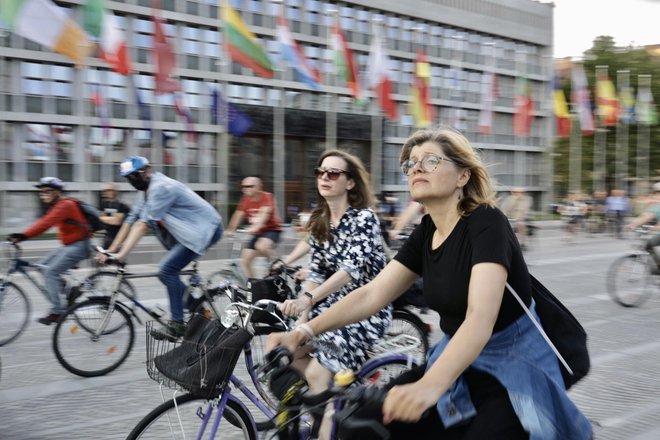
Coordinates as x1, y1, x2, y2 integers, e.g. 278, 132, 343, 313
307, 207, 392, 372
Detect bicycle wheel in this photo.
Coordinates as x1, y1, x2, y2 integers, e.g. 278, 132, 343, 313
127, 393, 257, 440
84, 270, 137, 299
607, 253, 656, 307
53, 297, 135, 377
208, 268, 246, 292
358, 355, 420, 386
246, 327, 282, 431
382, 310, 430, 363
0, 281, 31, 346
190, 284, 238, 320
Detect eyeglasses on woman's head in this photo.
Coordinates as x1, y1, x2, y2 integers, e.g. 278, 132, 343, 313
314, 167, 349, 181
401, 154, 454, 176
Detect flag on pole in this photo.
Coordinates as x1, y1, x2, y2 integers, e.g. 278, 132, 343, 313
595, 71, 619, 126
90, 82, 111, 137
276, 12, 322, 90
152, 4, 180, 95
618, 82, 635, 124
513, 76, 534, 137
173, 93, 196, 141
0, 0, 93, 65
222, 2, 274, 79
409, 50, 434, 127
329, 19, 361, 100
367, 24, 397, 120
571, 65, 594, 134
82, 0, 132, 75
553, 78, 571, 137
478, 71, 498, 134
211, 87, 253, 137
636, 84, 658, 125
129, 75, 152, 130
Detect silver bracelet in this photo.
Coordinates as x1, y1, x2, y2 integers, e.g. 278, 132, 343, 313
294, 323, 315, 340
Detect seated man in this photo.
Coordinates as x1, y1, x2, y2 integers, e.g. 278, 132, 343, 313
225, 176, 283, 278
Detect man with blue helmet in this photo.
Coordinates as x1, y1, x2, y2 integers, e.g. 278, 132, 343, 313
100, 157, 223, 340
7, 177, 92, 325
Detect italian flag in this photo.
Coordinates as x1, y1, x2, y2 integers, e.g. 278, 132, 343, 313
330, 20, 361, 100
367, 25, 397, 120
0, 0, 92, 65
83, 0, 132, 75
222, 3, 274, 79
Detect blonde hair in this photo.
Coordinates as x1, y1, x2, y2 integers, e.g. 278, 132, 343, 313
400, 126, 496, 215
307, 150, 375, 242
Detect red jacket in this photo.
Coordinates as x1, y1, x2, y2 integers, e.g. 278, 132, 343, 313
24, 198, 91, 245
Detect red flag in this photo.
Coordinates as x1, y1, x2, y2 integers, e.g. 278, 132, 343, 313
513, 77, 533, 137
152, 3, 180, 95
367, 25, 397, 120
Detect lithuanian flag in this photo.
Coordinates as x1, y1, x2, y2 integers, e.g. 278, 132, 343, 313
1, 0, 92, 65
222, 3, 274, 79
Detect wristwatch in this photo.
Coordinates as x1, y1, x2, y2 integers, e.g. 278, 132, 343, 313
303, 291, 314, 306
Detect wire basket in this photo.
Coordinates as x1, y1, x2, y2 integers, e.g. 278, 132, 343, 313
146, 317, 251, 398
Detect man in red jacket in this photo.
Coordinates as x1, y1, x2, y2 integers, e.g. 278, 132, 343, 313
8, 177, 91, 325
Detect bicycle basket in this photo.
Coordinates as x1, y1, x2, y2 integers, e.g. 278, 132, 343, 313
146, 315, 251, 398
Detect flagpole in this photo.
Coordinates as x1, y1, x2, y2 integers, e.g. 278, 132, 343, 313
514, 49, 528, 184
594, 65, 608, 194
615, 70, 629, 192
369, 18, 385, 197
636, 74, 652, 195
273, 0, 286, 218
568, 108, 582, 194
326, 8, 338, 151
218, 1, 231, 221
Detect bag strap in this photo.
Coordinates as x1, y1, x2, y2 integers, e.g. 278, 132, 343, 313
505, 282, 574, 376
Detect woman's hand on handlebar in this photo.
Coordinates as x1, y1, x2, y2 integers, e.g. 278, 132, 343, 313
266, 329, 307, 355
382, 380, 440, 424
279, 297, 311, 317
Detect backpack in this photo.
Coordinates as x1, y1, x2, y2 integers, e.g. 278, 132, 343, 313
66, 198, 104, 233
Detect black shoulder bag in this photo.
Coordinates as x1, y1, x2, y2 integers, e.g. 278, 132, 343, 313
506, 275, 590, 389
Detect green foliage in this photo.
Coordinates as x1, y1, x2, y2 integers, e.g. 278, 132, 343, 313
553, 36, 660, 197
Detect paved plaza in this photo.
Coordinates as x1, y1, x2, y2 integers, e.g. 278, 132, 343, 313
1, 226, 660, 439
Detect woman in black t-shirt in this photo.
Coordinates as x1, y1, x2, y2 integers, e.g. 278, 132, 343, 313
268, 127, 591, 440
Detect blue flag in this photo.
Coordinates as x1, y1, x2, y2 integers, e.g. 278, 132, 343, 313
211, 88, 252, 137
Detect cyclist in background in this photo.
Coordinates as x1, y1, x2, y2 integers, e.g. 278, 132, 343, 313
624, 182, 660, 271
500, 187, 532, 250
225, 176, 283, 278
276, 149, 392, 439
98, 182, 130, 250
7, 177, 91, 325
268, 127, 591, 440
99, 157, 222, 340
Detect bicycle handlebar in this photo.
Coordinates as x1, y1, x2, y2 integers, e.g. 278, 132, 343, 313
95, 246, 126, 268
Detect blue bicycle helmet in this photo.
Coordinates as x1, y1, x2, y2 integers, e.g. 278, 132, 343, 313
119, 156, 150, 177
35, 177, 65, 190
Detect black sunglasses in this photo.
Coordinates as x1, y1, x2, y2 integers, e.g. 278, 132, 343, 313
314, 167, 349, 181
241, 185, 255, 189
39, 188, 56, 194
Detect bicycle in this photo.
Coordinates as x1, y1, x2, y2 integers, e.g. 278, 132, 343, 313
0, 241, 134, 346
206, 231, 251, 296
606, 226, 659, 307
202, 258, 430, 364
51, 249, 220, 377
126, 299, 421, 439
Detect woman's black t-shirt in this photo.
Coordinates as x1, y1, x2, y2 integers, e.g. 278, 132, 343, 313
394, 205, 531, 336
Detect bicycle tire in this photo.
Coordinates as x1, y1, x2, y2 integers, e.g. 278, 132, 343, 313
84, 270, 137, 299
607, 253, 656, 307
207, 268, 247, 293
190, 283, 239, 321
52, 297, 135, 377
0, 281, 31, 346
126, 393, 257, 440
358, 354, 421, 387
382, 309, 430, 363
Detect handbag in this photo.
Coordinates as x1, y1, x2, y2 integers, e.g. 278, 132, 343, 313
506, 275, 590, 389
153, 314, 252, 397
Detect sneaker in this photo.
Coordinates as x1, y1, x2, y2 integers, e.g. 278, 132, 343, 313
37, 313, 61, 326
150, 320, 186, 341
67, 285, 83, 305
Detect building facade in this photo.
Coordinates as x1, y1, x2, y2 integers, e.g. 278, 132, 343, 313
0, 0, 554, 232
